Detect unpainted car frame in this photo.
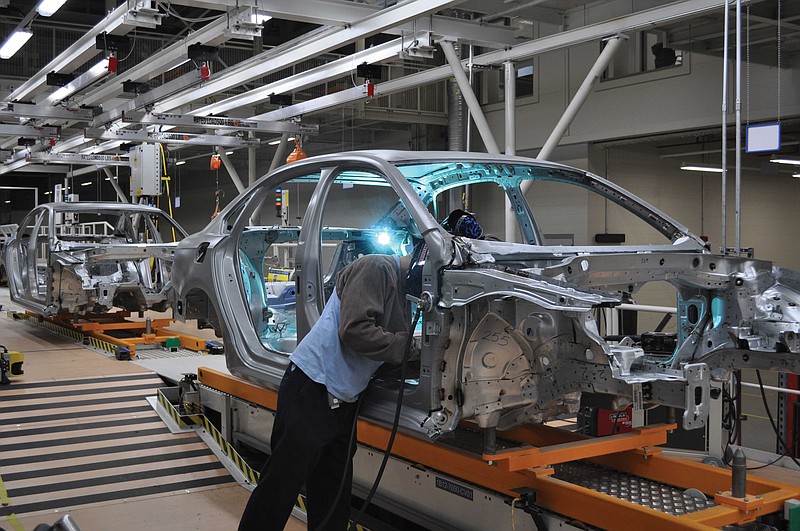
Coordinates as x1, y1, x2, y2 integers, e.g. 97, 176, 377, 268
171, 151, 800, 442
5, 202, 185, 316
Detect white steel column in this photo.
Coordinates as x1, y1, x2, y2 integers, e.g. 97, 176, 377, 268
102, 167, 130, 203
734, 0, 742, 254
721, 0, 730, 252
504, 60, 518, 242
535, 34, 625, 163
441, 41, 500, 155
269, 134, 291, 173
249, 146, 257, 186
219, 152, 246, 194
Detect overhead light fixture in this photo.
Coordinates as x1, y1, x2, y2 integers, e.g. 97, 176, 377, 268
175, 160, 186, 166
268, 136, 294, 146
4, 200, 10, 204
0, 29, 33, 60
46, 57, 117, 104
81, 181, 92, 186
37, 0, 69, 17
769, 156, 800, 166
680, 162, 723, 173
225, 151, 233, 155
250, 10, 272, 24
793, 173, 800, 178
44, 191, 52, 195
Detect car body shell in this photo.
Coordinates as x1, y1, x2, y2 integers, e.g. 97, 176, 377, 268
5, 202, 186, 316
171, 151, 800, 440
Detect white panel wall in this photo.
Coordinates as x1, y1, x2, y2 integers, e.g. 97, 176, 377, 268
485, 44, 800, 153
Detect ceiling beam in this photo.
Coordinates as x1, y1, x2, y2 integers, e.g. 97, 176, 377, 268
257, 0, 731, 123
8, 3, 135, 102
78, 6, 250, 109
187, 35, 424, 117
156, 0, 468, 112
167, 0, 521, 47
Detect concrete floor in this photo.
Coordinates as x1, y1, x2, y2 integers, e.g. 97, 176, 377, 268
0, 287, 305, 531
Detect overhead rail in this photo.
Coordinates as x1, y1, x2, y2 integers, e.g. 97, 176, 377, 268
166, 0, 526, 47
0, 124, 61, 138
0, 102, 95, 122
83, 128, 261, 148
0, 0, 738, 176
121, 112, 319, 136
257, 0, 730, 123
26, 152, 129, 166
7, 3, 135, 102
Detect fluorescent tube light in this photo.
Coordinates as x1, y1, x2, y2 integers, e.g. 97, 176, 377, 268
46, 57, 114, 104
268, 136, 294, 146
37, 0, 68, 17
4, 200, 10, 204
793, 173, 800, 178
0, 30, 33, 60
175, 160, 186, 166
225, 151, 234, 155
769, 156, 800, 166
81, 181, 92, 186
680, 163, 723, 173
44, 191, 52, 195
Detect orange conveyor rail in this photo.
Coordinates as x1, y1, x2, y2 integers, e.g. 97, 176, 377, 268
198, 366, 800, 531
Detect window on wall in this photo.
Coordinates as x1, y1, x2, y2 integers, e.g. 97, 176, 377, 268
515, 60, 535, 97
482, 58, 539, 105
603, 30, 682, 80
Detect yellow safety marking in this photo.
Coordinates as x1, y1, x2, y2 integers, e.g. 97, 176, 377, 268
5, 514, 25, 531
0, 474, 10, 506
151, 389, 369, 530
201, 417, 260, 483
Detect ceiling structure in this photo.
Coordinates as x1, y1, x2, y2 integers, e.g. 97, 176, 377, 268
0, 0, 797, 190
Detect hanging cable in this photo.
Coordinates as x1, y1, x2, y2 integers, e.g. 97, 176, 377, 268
777, 0, 782, 123
351, 307, 422, 528
745, 4, 750, 126
211, 154, 223, 220
118, 28, 137, 63
157, 2, 222, 23
755, 370, 800, 467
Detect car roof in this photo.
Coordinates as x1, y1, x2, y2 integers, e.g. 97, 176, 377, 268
37, 201, 166, 213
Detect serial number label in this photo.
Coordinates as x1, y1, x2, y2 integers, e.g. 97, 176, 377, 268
435, 477, 473, 501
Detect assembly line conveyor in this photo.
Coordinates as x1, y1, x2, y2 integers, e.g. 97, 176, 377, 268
190, 367, 800, 531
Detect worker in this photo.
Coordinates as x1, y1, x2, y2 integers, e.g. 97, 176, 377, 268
238, 250, 416, 531
238, 209, 482, 531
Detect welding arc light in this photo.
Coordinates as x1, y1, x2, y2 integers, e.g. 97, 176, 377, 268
376, 231, 391, 246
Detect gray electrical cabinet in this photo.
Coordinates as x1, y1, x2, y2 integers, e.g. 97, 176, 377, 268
129, 144, 162, 197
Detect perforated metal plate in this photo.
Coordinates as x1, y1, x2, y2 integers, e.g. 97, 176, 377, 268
553, 461, 717, 515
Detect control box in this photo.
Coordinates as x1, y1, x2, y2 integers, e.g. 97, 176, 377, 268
129, 144, 162, 197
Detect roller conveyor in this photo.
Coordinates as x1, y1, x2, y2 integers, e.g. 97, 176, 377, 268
196, 366, 800, 531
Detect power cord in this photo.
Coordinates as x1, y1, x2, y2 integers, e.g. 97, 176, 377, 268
720, 372, 788, 470
755, 370, 800, 468
352, 307, 422, 527
313, 306, 422, 531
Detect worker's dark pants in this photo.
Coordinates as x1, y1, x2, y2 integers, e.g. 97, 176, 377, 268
238, 364, 358, 531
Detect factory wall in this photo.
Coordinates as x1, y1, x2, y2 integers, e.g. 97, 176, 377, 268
483, 41, 800, 153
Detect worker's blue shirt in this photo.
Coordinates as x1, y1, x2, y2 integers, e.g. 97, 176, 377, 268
289, 288, 384, 402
